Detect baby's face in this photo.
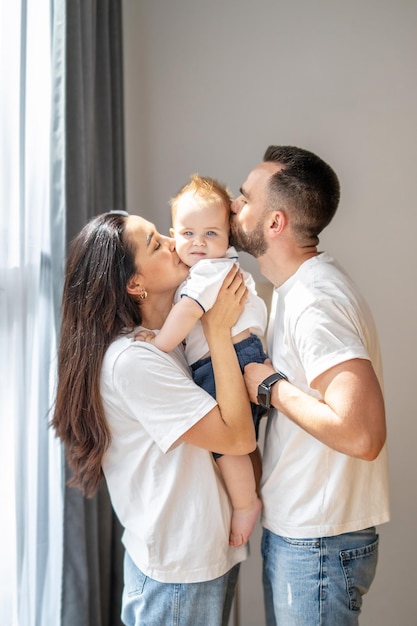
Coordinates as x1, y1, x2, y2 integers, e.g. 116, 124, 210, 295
171, 193, 230, 267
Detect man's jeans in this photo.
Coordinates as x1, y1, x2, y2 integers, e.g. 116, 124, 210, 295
121, 550, 240, 626
262, 526, 379, 626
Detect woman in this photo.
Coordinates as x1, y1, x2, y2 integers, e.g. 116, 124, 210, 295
52, 211, 256, 626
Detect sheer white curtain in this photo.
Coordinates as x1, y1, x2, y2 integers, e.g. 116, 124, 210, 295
0, 1, 65, 625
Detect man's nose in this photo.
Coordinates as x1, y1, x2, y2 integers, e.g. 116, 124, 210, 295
231, 197, 242, 214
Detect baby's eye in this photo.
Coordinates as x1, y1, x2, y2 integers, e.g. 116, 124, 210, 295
183, 231, 193, 237
206, 231, 217, 237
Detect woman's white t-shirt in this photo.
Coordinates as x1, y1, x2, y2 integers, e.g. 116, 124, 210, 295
100, 331, 248, 583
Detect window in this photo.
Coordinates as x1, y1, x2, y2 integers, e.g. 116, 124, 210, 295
0, 1, 65, 624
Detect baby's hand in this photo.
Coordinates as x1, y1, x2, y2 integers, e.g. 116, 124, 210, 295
134, 330, 156, 343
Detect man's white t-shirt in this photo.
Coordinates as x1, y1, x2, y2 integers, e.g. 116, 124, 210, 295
100, 331, 248, 583
261, 252, 390, 538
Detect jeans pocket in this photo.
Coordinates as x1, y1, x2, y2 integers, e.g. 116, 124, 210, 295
124, 552, 147, 597
340, 535, 379, 611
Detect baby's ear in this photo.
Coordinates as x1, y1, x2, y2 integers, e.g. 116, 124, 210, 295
169, 227, 175, 237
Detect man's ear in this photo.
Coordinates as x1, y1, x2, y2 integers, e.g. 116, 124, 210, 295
268, 210, 287, 238
126, 274, 143, 297
169, 227, 175, 237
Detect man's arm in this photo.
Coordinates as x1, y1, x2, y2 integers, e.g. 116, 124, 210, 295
243, 358, 386, 460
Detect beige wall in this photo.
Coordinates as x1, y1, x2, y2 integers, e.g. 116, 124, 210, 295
122, 1, 417, 623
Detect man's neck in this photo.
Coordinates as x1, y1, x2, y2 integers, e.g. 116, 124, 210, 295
258, 248, 318, 288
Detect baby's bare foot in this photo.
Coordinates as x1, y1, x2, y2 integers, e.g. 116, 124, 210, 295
229, 497, 262, 547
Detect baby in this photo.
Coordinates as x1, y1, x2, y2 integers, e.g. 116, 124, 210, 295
141, 174, 268, 547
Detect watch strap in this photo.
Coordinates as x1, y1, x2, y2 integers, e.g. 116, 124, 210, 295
257, 370, 288, 409
260, 372, 288, 389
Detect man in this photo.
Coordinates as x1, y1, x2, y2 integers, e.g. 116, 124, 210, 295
230, 146, 390, 626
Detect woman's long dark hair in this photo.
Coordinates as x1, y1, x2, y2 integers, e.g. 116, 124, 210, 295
51, 213, 141, 497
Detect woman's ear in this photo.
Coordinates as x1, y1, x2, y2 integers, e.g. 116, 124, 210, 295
126, 274, 143, 297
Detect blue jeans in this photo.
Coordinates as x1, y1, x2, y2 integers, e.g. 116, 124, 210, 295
121, 551, 240, 626
262, 527, 379, 626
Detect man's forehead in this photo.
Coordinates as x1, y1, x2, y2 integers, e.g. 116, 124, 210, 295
243, 162, 281, 195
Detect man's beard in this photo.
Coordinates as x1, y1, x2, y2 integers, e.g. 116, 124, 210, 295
230, 216, 268, 258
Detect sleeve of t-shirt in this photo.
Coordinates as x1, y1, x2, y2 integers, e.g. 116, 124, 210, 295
295, 298, 371, 386
112, 341, 217, 453
180, 259, 234, 312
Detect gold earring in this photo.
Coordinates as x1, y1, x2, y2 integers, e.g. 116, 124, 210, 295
138, 289, 148, 301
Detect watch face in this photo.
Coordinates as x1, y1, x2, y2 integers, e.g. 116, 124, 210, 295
257, 386, 270, 409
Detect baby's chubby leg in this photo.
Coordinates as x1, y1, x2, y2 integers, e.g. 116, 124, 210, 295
216, 454, 262, 547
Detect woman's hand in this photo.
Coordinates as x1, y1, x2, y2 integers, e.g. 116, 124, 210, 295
201, 265, 247, 339
180, 264, 255, 456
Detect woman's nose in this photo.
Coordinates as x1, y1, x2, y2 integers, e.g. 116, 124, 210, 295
166, 236, 176, 251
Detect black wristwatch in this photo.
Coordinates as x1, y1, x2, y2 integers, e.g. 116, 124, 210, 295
257, 371, 288, 409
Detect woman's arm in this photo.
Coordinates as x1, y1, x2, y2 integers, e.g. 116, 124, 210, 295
179, 267, 256, 455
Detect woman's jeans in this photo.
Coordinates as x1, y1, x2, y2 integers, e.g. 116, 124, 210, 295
262, 526, 379, 626
121, 551, 240, 626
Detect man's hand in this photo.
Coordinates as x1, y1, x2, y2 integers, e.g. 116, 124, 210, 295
243, 360, 274, 404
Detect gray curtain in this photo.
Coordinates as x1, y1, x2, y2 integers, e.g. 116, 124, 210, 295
62, 1, 125, 625
65, 0, 125, 243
